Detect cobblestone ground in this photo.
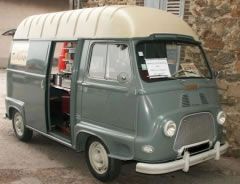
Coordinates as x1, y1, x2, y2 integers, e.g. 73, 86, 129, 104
0, 69, 240, 184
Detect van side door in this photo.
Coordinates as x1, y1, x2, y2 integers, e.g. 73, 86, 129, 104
24, 40, 51, 133
81, 41, 137, 134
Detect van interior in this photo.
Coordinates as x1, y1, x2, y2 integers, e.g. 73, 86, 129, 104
48, 41, 76, 140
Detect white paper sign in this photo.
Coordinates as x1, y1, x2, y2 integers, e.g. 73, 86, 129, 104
145, 58, 171, 78
11, 42, 29, 66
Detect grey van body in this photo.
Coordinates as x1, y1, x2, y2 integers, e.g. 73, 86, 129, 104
5, 6, 228, 180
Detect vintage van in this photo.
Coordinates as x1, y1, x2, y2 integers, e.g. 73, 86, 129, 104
5, 6, 228, 181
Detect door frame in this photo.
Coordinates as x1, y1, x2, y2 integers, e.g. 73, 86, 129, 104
45, 40, 84, 143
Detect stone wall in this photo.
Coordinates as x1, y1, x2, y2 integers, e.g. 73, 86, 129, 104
185, 0, 240, 157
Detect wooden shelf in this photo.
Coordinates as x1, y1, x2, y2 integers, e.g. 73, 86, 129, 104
51, 84, 70, 92
61, 70, 72, 74
63, 59, 74, 62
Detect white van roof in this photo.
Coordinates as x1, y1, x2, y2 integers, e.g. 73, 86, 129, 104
14, 6, 198, 40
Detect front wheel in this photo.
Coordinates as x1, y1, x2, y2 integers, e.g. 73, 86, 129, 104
85, 137, 121, 182
12, 111, 33, 142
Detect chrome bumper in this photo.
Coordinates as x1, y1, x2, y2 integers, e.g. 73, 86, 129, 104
136, 141, 229, 174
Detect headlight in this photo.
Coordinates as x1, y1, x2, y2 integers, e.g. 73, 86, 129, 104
217, 111, 226, 125
164, 120, 177, 137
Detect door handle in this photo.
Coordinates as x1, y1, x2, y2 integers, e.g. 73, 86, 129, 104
81, 82, 88, 86
81, 82, 89, 92
82, 83, 88, 93
41, 79, 45, 89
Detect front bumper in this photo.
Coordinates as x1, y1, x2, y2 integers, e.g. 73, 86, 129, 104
136, 141, 229, 174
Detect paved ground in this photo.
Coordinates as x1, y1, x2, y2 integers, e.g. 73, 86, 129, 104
0, 69, 240, 184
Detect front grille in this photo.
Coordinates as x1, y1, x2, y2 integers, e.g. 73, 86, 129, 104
174, 112, 215, 151
181, 93, 209, 107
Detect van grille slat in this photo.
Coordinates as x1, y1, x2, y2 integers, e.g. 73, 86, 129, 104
181, 94, 190, 107
174, 112, 215, 151
199, 93, 208, 104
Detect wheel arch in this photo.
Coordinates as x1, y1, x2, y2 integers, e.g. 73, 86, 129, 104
5, 97, 25, 120
75, 131, 106, 152
8, 106, 22, 120
74, 123, 135, 161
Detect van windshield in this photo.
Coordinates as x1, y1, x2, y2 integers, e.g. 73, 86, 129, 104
136, 41, 212, 82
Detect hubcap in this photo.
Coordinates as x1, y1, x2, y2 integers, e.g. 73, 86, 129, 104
89, 141, 109, 174
14, 113, 24, 137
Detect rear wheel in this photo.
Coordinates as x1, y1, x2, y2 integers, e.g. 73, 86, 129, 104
85, 137, 121, 182
12, 111, 33, 142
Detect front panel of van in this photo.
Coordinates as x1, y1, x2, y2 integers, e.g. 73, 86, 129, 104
132, 36, 225, 162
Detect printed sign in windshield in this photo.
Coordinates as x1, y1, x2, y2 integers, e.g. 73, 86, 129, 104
145, 58, 171, 78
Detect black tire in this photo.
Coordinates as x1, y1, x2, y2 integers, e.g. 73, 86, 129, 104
85, 137, 121, 182
12, 111, 33, 142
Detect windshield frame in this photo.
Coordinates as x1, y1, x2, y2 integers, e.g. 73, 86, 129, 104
134, 35, 213, 82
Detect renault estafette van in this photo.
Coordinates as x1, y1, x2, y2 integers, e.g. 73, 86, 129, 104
5, 6, 229, 181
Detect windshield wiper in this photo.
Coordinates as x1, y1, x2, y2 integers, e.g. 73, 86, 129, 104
148, 75, 177, 80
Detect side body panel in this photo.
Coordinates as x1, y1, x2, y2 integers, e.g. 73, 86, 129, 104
6, 69, 26, 118
6, 40, 51, 133
6, 41, 28, 119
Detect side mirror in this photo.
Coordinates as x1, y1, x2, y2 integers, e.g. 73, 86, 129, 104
117, 72, 130, 83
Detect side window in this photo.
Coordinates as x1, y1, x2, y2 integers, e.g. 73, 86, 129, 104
106, 44, 131, 80
89, 44, 107, 79
26, 41, 50, 74
88, 43, 131, 81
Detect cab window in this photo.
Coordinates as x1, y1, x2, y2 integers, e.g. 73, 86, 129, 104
89, 44, 107, 79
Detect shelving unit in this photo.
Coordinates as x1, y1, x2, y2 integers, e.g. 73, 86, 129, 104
58, 42, 76, 74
